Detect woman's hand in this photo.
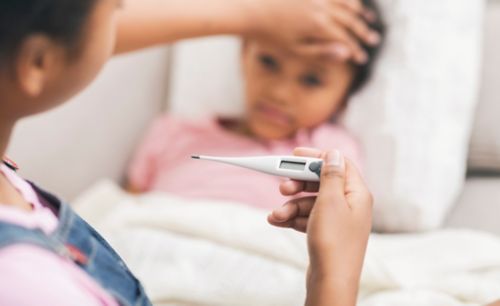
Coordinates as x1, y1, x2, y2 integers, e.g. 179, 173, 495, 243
268, 147, 373, 306
243, 0, 381, 63
116, 0, 381, 63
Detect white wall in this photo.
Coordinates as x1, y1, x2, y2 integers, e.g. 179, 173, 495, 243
167, 36, 244, 119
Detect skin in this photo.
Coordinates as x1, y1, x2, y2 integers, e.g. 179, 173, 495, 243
0, 0, 120, 212
115, 0, 381, 62
271, 147, 373, 306
0, 0, 381, 305
240, 39, 355, 140
9, 1, 496, 306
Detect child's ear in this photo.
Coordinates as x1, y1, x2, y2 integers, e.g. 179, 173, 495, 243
15, 35, 62, 97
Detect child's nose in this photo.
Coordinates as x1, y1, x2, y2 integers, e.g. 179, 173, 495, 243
267, 80, 295, 106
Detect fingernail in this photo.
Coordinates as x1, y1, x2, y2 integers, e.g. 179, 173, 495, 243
331, 44, 350, 59
275, 205, 288, 215
364, 10, 377, 23
325, 150, 342, 167
368, 32, 381, 45
272, 207, 288, 222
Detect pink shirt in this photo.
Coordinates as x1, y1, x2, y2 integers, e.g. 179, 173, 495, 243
0, 164, 118, 306
128, 115, 362, 209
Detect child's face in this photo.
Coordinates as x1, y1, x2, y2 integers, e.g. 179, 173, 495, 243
242, 40, 355, 140
1, 0, 119, 118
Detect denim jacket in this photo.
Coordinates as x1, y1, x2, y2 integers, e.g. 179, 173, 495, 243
0, 183, 152, 306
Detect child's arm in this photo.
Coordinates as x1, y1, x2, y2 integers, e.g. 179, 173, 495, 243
115, 0, 380, 63
268, 148, 373, 306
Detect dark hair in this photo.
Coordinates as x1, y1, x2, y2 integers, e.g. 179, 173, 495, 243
349, 0, 386, 94
0, 0, 98, 63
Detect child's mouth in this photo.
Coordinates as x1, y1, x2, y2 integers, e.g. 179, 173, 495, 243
254, 103, 293, 127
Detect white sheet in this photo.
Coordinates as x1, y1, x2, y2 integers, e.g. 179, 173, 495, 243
74, 181, 500, 306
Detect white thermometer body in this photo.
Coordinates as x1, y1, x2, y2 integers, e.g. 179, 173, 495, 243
192, 155, 323, 182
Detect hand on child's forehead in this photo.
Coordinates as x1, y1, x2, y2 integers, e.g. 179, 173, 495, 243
247, 39, 351, 69
114, 0, 124, 8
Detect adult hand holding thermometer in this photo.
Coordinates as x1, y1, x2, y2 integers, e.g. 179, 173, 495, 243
191, 155, 324, 182
269, 148, 373, 306
193, 148, 373, 305
196, 148, 374, 305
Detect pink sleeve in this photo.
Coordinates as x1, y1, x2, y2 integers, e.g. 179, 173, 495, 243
127, 116, 170, 191
311, 124, 364, 172
127, 115, 186, 191
0, 245, 116, 306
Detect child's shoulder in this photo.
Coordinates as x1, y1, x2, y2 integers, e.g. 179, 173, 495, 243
148, 114, 218, 136
138, 114, 227, 157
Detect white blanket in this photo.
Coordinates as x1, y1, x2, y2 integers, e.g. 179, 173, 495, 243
74, 181, 500, 306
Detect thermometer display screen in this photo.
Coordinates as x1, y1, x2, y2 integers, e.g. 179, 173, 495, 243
280, 161, 306, 171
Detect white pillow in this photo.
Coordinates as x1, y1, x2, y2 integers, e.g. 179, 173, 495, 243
343, 0, 485, 231
468, 1, 500, 173
167, 0, 485, 232
168, 37, 244, 119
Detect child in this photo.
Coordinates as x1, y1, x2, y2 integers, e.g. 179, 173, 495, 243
0, 0, 377, 305
128, 0, 385, 210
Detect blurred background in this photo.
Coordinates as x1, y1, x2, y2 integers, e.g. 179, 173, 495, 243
6, 0, 500, 234
4, 1, 500, 304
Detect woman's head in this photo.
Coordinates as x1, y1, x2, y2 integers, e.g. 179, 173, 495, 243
241, 0, 385, 140
0, 0, 121, 119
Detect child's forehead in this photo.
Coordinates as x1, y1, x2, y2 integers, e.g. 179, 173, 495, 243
247, 39, 349, 72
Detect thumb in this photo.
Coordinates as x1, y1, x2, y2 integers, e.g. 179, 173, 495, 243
317, 150, 346, 202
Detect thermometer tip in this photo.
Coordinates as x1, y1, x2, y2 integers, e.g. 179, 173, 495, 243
191, 155, 200, 159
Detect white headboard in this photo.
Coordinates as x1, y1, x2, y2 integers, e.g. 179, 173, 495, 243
7, 47, 170, 200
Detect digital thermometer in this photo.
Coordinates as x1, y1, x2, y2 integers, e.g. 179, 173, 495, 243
191, 155, 323, 182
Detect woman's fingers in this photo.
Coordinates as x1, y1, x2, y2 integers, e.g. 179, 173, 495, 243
280, 180, 319, 195
331, 7, 380, 46
333, 0, 377, 23
279, 147, 323, 195
268, 196, 316, 232
333, 0, 364, 15
320, 0, 381, 63
267, 216, 309, 232
314, 19, 367, 64
270, 196, 316, 220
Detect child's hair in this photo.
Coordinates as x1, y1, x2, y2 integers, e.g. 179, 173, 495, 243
349, 0, 386, 94
0, 0, 98, 64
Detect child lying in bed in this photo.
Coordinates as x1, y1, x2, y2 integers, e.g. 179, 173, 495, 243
128, 0, 385, 209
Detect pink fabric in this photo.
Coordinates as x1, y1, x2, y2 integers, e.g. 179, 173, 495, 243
0, 164, 118, 306
128, 115, 362, 209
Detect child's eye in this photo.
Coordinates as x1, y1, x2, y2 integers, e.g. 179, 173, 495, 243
258, 54, 279, 72
301, 74, 323, 88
